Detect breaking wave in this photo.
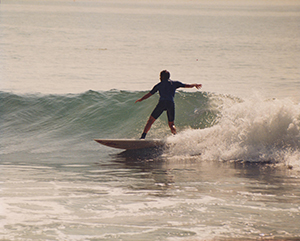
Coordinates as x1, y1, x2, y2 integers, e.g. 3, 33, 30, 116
1, 90, 299, 168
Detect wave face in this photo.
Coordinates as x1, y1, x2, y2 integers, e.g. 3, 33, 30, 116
1, 90, 299, 167
0, 90, 214, 138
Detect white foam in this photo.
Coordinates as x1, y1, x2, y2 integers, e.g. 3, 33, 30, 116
168, 96, 300, 166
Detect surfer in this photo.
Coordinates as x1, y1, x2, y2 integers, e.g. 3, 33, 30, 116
135, 70, 202, 139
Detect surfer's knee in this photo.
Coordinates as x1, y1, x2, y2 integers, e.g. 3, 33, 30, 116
148, 115, 156, 124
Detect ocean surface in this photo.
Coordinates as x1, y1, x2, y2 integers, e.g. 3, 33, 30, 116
1, 0, 300, 240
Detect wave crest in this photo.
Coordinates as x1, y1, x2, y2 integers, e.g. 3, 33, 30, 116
168, 97, 300, 168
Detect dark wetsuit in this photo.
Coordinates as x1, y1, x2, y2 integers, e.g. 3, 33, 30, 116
149, 80, 185, 122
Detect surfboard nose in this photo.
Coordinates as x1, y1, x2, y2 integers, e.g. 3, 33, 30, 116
94, 139, 165, 150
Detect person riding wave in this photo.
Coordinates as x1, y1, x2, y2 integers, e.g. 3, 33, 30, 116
135, 70, 202, 139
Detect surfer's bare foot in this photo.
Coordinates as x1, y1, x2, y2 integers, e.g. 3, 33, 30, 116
169, 121, 177, 135
140, 133, 147, 139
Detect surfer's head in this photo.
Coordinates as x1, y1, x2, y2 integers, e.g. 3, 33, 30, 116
160, 70, 170, 81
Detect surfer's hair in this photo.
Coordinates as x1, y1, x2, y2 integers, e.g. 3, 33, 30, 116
160, 70, 170, 81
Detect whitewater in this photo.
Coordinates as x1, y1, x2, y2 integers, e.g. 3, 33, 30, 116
1, 0, 300, 240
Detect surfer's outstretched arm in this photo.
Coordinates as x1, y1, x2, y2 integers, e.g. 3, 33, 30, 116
184, 84, 202, 89
135, 92, 152, 103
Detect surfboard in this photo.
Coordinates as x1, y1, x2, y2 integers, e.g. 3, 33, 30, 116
94, 139, 165, 150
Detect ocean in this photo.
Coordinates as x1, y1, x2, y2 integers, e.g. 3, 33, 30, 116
1, 0, 300, 240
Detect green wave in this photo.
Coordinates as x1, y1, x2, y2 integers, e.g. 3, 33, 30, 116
0, 90, 218, 140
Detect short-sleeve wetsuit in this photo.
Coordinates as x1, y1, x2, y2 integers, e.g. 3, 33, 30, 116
149, 80, 186, 122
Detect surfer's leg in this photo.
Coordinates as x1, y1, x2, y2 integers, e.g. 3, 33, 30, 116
140, 116, 156, 139
140, 102, 165, 139
166, 102, 176, 135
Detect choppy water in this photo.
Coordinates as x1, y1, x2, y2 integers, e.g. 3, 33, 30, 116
1, 0, 300, 240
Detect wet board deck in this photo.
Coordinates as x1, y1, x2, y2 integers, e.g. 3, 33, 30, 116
94, 139, 165, 150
